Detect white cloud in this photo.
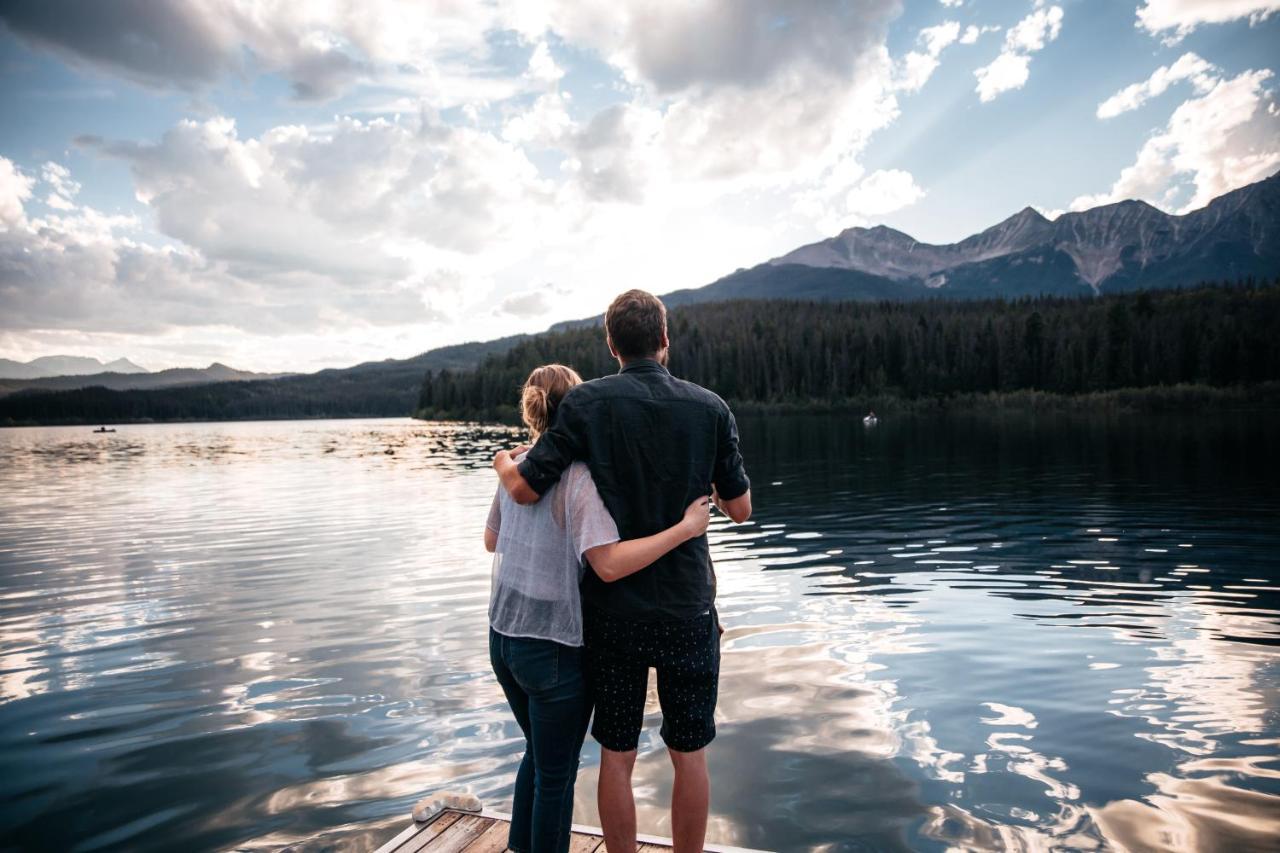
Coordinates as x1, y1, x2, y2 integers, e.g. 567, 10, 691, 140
0, 113, 573, 351
940, 0, 964, 7
0, 165, 237, 335
959, 25, 1001, 45
0, 157, 35, 228
920, 21, 962, 56
514, 0, 904, 192
564, 102, 663, 203
845, 169, 926, 217
502, 92, 574, 147
974, 4, 1064, 102
526, 41, 564, 87
0, 0, 944, 370
85, 113, 561, 277
975, 52, 1032, 102
1072, 68, 1280, 213
1096, 53, 1219, 119
794, 164, 926, 234
895, 21, 961, 93
496, 287, 553, 318
0, 0, 504, 100
10, 90, 886, 370
1005, 4, 1065, 52
1136, 0, 1280, 41
527, 0, 895, 95
40, 161, 81, 207
6, 0, 910, 202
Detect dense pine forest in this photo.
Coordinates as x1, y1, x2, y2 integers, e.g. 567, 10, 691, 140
416, 281, 1280, 423
3, 282, 1277, 427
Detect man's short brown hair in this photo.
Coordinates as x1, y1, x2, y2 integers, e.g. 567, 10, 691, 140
605, 289, 667, 359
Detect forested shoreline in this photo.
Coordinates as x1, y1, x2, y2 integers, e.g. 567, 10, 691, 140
0, 336, 522, 426
416, 281, 1280, 423
3, 282, 1277, 427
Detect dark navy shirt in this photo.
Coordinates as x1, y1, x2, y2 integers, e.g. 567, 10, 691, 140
517, 359, 750, 621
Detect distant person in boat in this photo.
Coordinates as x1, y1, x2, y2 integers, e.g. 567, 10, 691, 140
494, 290, 752, 853
485, 363, 712, 853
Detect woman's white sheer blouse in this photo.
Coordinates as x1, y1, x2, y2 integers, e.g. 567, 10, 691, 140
487, 459, 620, 647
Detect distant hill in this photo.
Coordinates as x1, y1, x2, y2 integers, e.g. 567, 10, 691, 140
660, 170, 1280, 306
0, 362, 289, 398
0, 335, 527, 425
0, 355, 147, 379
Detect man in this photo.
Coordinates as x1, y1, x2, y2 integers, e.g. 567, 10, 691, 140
493, 289, 752, 853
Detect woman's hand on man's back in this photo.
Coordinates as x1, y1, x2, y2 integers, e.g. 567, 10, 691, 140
681, 496, 712, 540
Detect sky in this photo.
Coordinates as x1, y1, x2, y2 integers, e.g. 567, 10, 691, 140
1, 0, 1278, 373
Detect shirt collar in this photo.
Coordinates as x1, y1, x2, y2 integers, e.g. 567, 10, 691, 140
619, 357, 669, 375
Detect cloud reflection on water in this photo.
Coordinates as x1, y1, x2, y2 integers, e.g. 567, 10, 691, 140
1, 415, 1278, 851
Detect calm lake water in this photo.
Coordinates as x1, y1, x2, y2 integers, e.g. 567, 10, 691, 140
2, 414, 1278, 852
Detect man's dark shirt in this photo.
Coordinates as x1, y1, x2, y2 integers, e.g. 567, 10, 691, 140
517, 359, 750, 622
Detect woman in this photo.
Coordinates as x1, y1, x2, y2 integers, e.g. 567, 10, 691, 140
484, 364, 710, 853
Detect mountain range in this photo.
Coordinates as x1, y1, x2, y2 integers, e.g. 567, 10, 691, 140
0, 355, 147, 380
3, 172, 1277, 423
662, 170, 1279, 306
0, 336, 528, 422
0, 362, 293, 398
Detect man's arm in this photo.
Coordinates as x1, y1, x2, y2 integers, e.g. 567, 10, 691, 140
494, 449, 539, 505
492, 391, 588, 505
711, 405, 752, 523
713, 485, 752, 524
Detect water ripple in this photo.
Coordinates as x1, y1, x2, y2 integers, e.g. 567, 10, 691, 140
1, 414, 1278, 851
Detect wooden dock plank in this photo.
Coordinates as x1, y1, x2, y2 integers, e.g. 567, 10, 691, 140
567, 833, 605, 853
380, 807, 769, 853
407, 814, 494, 853
398, 813, 489, 853
458, 820, 510, 853
377, 810, 461, 853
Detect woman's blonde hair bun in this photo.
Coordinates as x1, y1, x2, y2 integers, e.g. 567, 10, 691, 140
520, 364, 583, 438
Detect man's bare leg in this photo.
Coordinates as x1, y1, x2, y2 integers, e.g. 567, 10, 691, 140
598, 747, 638, 852
668, 747, 709, 853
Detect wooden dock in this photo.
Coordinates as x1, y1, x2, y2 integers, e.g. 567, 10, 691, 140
374, 806, 769, 853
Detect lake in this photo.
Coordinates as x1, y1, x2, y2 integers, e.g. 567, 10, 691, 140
1, 414, 1278, 852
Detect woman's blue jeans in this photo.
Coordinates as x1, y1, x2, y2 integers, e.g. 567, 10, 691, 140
489, 629, 591, 853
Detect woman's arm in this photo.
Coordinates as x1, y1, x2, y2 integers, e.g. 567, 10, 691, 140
484, 490, 501, 553
585, 496, 710, 583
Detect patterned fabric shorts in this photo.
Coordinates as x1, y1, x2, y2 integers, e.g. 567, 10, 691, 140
583, 608, 721, 753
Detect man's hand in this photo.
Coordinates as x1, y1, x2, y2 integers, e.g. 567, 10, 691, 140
493, 447, 540, 505
711, 485, 752, 523
492, 445, 529, 470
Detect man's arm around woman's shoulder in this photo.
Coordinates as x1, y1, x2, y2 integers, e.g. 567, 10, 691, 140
493, 445, 539, 505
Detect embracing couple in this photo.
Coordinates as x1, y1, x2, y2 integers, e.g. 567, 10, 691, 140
485, 289, 752, 853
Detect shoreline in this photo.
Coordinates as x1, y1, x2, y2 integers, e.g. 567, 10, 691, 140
413, 381, 1280, 426
5, 382, 1279, 428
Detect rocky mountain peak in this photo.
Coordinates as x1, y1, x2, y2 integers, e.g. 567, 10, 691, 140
749, 170, 1278, 298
